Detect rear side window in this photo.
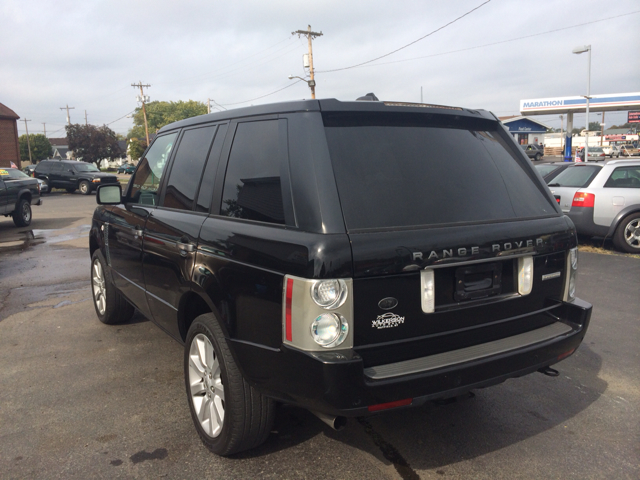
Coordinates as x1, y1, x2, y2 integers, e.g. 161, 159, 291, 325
220, 120, 286, 225
323, 112, 557, 231
129, 133, 178, 205
549, 166, 600, 188
604, 166, 640, 188
162, 126, 217, 211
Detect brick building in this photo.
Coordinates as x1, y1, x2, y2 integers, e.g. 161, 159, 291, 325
0, 102, 20, 168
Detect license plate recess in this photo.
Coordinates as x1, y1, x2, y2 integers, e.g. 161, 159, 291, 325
454, 262, 501, 302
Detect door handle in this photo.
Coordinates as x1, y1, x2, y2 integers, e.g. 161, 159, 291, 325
134, 229, 144, 239
177, 242, 195, 256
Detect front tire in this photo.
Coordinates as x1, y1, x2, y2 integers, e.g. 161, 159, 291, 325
534, 153, 542, 161
184, 313, 275, 456
613, 213, 640, 253
12, 198, 32, 227
91, 250, 135, 324
79, 180, 91, 195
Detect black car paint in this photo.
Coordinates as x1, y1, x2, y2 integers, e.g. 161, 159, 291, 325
0, 169, 41, 221
90, 99, 592, 415
34, 159, 118, 192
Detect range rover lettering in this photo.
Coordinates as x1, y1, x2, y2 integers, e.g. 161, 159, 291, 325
89, 97, 592, 455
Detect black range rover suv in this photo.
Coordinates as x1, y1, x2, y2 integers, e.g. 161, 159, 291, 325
34, 159, 118, 194
89, 97, 592, 455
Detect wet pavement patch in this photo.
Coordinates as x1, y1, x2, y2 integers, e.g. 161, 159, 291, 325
130, 448, 168, 464
357, 417, 420, 480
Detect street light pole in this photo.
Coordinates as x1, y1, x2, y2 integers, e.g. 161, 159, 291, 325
572, 45, 591, 161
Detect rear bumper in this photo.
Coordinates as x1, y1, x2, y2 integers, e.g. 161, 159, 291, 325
567, 207, 609, 237
231, 297, 592, 416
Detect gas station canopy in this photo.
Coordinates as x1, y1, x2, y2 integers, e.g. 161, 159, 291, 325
520, 92, 640, 115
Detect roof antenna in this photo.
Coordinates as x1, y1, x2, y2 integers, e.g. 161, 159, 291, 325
356, 93, 379, 101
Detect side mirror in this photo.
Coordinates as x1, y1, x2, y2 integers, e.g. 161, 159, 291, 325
96, 184, 122, 205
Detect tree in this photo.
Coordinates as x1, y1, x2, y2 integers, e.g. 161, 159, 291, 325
127, 100, 207, 141
66, 124, 123, 167
588, 121, 602, 132
128, 138, 147, 161
19, 134, 52, 163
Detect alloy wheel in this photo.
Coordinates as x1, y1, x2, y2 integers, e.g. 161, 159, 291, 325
624, 218, 640, 249
188, 334, 225, 438
92, 259, 107, 315
22, 203, 31, 223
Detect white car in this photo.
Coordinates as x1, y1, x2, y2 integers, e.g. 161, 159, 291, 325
547, 160, 640, 253
602, 145, 620, 158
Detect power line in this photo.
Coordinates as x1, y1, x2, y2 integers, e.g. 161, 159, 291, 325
107, 110, 136, 126
317, 0, 491, 74
318, 9, 640, 72
218, 79, 304, 107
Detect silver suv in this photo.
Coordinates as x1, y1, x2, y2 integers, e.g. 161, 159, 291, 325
547, 160, 640, 253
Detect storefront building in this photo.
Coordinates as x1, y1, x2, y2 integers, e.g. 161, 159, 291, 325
499, 116, 550, 145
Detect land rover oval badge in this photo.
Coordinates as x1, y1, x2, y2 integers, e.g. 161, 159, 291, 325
378, 297, 398, 310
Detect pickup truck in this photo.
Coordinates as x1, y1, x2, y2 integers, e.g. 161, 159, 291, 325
0, 167, 42, 227
520, 144, 544, 161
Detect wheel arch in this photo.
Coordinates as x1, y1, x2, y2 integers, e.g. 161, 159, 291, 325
606, 204, 640, 238
178, 290, 215, 343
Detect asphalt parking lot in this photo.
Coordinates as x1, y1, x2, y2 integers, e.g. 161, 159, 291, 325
0, 191, 638, 479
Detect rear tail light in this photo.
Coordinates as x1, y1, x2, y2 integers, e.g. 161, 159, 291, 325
283, 275, 353, 350
572, 192, 595, 208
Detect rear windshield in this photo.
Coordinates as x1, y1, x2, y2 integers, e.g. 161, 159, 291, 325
547, 165, 600, 188
323, 112, 557, 231
534, 164, 560, 177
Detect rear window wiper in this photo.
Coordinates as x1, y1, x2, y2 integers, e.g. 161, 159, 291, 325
547, 183, 561, 187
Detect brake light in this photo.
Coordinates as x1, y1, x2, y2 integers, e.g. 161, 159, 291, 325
572, 192, 595, 208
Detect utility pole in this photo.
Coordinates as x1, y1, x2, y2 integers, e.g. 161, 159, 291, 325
292, 25, 323, 99
132, 82, 151, 145
42, 123, 46, 137
600, 111, 605, 146
23, 119, 33, 164
207, 98, 211, 114
60, 104, 75, 125
85, 110, 88, 126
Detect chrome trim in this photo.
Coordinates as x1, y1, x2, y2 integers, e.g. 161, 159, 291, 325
113, 271, 146, 291
145, 289, 178, 311
542, 271, 562, 281
364, 322, 573, 380
428, 252, 534, 269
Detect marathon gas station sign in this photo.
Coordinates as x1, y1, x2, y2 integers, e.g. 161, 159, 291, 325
520, 92, 640, 115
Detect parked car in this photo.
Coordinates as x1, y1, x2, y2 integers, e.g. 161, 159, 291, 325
23, 164, 37, 175
520, 144, 544, 161
34, 159, 119, 194
602, 145, 620, 158
619, 145, 639, 157
36, 178, 49, 194
0, 167, 42, 227
534, 162, 576, 183
547, 160, 640, 252
116, 163, 136, 174
89, 97, 592, 455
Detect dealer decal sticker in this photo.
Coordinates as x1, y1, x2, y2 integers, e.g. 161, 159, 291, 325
372, 312, 405, 329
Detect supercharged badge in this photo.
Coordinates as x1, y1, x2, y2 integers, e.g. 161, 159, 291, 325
372, 312, 405, 329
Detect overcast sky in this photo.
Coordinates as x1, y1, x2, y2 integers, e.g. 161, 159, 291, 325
2, 0, 639, 139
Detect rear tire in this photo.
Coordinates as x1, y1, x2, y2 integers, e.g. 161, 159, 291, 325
91, 250, 135, 324
613, 213, 640, 253
184, 313, 275, 456
12, 198, 32, 227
